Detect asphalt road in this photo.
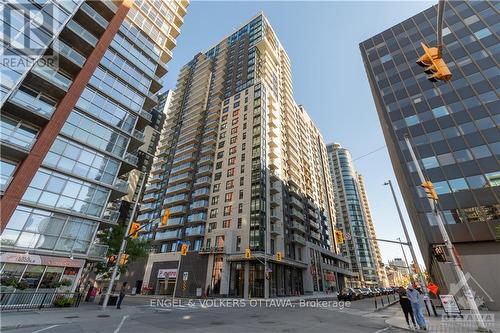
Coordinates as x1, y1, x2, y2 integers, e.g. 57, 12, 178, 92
3, 296, 405, 333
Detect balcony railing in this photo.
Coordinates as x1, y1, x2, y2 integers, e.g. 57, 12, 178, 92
123, 152, 138, 166
102, 209, 119, 224
132, 129, 145, 141
292, 234, 306, 245
87, 243, 109, 261
9, 89, 55, 118
113, 179, 128, 193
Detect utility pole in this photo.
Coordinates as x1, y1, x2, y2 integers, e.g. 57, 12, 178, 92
102, 174, 147, 310
264, 218, 269, 299
404, 135, 488, 332
397, 237, 412, 276
384, 179, 433, 316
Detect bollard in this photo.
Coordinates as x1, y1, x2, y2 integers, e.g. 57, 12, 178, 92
374, 296, 378, 309
381, 295, 385, 307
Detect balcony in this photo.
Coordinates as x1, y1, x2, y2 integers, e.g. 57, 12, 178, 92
132, 129, 145, 142
87, 243, 109, 262
291, 234, 306, 245
142, 192, 158, 203
189, 200, 208, 210
123, 152, 138, 167
185, 226, 206, 237
192, 187, 210, 198
158, 216, 184, 228
270, 223, 282, 235
168, 172, 191, 185
102, 209, 120, 225
165, 182, 190, 195
290, 208, 305, 222
163, 193, 188, 205
168, 205, 187, 215
290, 197, 303, 209
52, 39, 86, 68
193, 176, 210, 187
113, 179, 128, 193
270, 212, 280, 221
31, 66, 72, 92
309, 221, 321, 230
172, 153, 196, 166
198, 155, 214, 166
8, 89, 55, 120
196, 165, 213, 176
310, 231, 321, 240
156, 229, 183, 240
187, 213, 207, 224
291, 222, 306, 233
140, 202, 156, 213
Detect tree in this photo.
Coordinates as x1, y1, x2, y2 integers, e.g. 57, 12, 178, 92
94, 224, 150, 279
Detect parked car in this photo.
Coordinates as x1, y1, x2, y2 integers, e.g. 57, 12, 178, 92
353, 288, 365, 299
359, 288, 372, 297
337, 288, 360, 301
371, 288, 382, 296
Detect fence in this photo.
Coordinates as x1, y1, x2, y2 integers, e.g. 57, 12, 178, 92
0, 292, 82, 311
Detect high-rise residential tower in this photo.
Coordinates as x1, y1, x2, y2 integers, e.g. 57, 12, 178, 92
137, 13, 352, 298
0, 0, 188, 293
360, 0, 499, 308
327, 143, 381, 287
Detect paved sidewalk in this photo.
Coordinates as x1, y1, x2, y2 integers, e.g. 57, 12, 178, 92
382, 304, 499, 332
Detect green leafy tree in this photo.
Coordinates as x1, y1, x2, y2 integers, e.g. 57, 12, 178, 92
94, 224, 150, 279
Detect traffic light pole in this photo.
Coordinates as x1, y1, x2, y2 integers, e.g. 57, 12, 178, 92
404, 135, 488, 331
436, 0, 446, 56
397, 237, 412, 276
384, 179, 434, 316
102, 174, 146, 310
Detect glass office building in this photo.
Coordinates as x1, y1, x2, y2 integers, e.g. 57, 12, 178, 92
0, 0, 188, 293
360, 0, 499, 309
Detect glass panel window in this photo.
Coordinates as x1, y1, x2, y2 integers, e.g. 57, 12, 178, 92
448, 178, 468, 192
474, 28, 492, 40
431, 106, 449, 118
421, 156, 439, 169
453, 149, 473, 163
485, 172, 500, 187
0, 159, 17, 191
433, 181, 451, 194
470, 145, 492, 159
22, 265, 45, 289
466, 175, 487, 189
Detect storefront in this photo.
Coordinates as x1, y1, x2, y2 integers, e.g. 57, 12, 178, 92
0, 252, 84, 292
156, 269, 177, 295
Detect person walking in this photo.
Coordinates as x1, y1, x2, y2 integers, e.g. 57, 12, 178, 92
407, 284, 427, 330
116, 282, 127, 309
397, 287, 416, 329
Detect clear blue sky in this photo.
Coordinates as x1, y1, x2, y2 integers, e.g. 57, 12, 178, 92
162, 1, 435, 267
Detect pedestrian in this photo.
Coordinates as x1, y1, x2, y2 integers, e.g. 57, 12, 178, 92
116, 282, 127, 309
397, 287, 416, 329
407, 284, 427, 330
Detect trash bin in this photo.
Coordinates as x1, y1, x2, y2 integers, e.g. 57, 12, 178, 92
98, 295, 118, 306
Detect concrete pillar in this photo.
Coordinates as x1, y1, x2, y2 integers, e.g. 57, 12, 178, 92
244, 261, 250, 299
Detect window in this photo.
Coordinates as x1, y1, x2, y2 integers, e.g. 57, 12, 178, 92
405, 115, 419, 127
474, 28, 492, 40
222, 115, 228, 121
213, 184, 220, 192
228, 157, 236, 165
241, 153, 246, 162
240, 165, 245, 173
433, 181, 451, 194
223, 220, 230, 228
220, 132, 226, 139
216, 161, 222, 169
485, 172, 500, 187
221, 123, 227, 130
209, 222, 217, 232
238, 203, 243, 214
206, 238, 211, 248
453, 149, 473, 163
431, 106, 449, 118
421, 156, 439, 169
466, 175, 487, 189
470, 145, 491, 159
240, 177, 244, 186
218, 141, 225, 149
209, 208, 218, 218
230, 136, 237, 144
437, 153, 455, 166
229, 147, 237, 155
214, 172, 222, 181
237, 218, 242, 229
211, 196, 219, 205
227, 168, 235, 177
225, 192, 233, 202
233, 110, 239, 117
239, 190, 244, 199
217, 151, 224, 159
231, 127, 238, 134
226, 180, 234, 189
223, 206, 232, 216
0, 159, 16, 191
236, 236, 241, 251
380, 54, 392, 63
232, 119, 238, 125
448, 178, 468, 192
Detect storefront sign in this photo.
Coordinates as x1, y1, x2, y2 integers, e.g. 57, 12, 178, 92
324, 271, 336, 282
440, 294, 461, 316
158, 269, 177, 279
0, 252, 84, 267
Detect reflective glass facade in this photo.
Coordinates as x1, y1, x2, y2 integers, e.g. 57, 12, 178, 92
361, 0, 499, 308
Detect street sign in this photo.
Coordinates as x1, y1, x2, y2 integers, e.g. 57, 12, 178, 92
344, 232, 351, 241
183, 272, 189, 281
440, 295, 461, 316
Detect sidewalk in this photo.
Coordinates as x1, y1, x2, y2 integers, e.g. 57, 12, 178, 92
382, 305, 499, 332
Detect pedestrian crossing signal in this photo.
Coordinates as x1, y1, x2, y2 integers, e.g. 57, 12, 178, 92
245, 248, 251, 259
276, 252, 282, 262
180, 243, 188, 256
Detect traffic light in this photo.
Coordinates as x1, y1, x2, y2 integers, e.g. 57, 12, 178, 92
119, 253, 129, 266
245, 248, 251, 259
180, 243, 188, 256
421, 181, 439, 201
129, 222, 141, 239
334, 230, 344, 245
161, 208, 170, 226
276, 251, 282, 262
416, 43, 452, 82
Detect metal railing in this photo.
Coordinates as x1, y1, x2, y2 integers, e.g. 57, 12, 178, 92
0, 292, 81, 311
